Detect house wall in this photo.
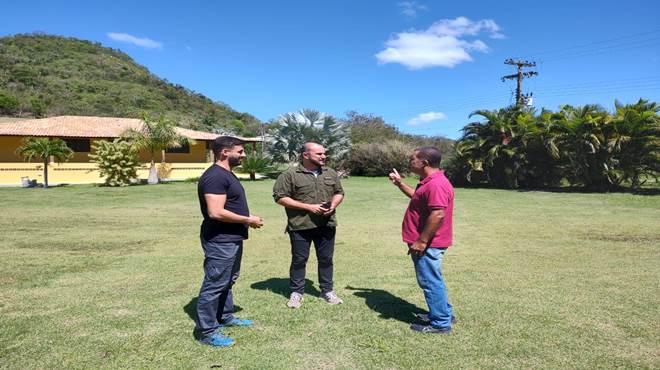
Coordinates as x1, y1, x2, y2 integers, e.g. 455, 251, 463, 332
0, 137, 23, 161
0, 136, 216, 186
0, 136, 210, 164
0, 162, 219, 186
136, 141, 209, 163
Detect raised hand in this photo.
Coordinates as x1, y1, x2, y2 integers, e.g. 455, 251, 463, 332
388, 168, 402, 185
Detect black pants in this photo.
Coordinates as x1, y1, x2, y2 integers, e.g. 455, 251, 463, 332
196, 240, 242, 335
289, 227, 336, 294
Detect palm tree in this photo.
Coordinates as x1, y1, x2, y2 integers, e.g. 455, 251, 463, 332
16, 137, 73, 188
611, 99, 660, 190
238, 152, 276, 180
270, 109, 350, 164
123, 113, 193, 184
552, 104, 617, 190
456, 106, 534, 188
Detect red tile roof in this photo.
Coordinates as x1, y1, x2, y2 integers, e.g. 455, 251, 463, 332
0, 116, 262, 142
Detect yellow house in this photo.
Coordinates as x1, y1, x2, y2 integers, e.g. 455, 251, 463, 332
0, 116, 261, 186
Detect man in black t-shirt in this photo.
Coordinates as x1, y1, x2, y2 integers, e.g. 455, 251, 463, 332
195, 136, 263, 347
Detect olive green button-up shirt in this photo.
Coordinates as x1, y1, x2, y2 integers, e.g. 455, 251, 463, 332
273, 164, 345, 231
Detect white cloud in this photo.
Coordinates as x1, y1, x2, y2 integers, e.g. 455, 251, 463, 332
375, 16, 504, 69
428, 17, 505, 39
407, 111, 448, 125
398, 1, 428, 18
107, 32, 163, 50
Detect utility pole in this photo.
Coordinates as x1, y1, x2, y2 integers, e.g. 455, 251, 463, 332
502, 59, 538, 106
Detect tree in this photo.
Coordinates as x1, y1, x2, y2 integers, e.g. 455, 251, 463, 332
30, 97, 46, 118
346, 140, 414, 176
16, 137, 73, 188
269, 109, 350, 165
238, 152, 277, 180
89, 139, 140, 186
0, 93, 20, 115
611, 99, 660, 190
552, 104, 618, 191
455, 107, 532, 188
343, 111, 399, 144
123, 113, 192, 184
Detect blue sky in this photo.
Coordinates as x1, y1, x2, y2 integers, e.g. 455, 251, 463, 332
3, 0, 659, 139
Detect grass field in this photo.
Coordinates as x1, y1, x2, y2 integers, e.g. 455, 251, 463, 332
0, 178, 658, 369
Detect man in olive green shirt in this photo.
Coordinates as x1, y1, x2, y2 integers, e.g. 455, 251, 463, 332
273, 142, 345, 308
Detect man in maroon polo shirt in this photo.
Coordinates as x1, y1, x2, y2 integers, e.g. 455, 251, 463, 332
389, 146, 455, 334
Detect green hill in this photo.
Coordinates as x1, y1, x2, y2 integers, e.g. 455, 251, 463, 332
0, 33, 261, 135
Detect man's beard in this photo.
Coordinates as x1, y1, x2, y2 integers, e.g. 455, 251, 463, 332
228, 156, 242, 167
309, 158, 324, 167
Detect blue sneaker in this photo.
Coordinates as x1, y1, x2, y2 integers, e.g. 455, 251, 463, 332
198, 332, 235, 347
218, 317, 253, 328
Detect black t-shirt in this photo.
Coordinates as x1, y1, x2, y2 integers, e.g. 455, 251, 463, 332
198, 165, 249, 242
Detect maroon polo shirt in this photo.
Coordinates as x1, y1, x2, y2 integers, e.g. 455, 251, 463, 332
402, 170, 454, 248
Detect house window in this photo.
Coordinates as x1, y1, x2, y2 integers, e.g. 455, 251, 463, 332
165, 143, 190, 154
63, 138, 90, 152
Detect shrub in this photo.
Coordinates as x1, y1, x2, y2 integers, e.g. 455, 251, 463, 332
0, 93, 20, 115
89, 139, 140, 186
346, 140, 415, 176
238, 152, 278, 180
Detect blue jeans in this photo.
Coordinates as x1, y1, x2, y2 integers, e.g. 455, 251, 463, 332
196, 239, 243, 335
411, 247, 453, 328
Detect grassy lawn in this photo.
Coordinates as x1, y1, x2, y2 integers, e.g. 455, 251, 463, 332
0, 178, 658, 369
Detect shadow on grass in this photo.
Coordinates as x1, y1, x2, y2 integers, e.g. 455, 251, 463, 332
250, 278, 321, 298
183, 297, 243, 323
346, 286, 424, 324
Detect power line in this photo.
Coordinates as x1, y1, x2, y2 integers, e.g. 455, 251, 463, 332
379, 77, 660, 119
539, 38, 660, 62
513, 28, 660, 60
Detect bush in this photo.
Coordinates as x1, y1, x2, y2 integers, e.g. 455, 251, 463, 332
0, 93, 20, 115
238, 152, 278, 180
346, 140, 415, 176
89, 139, 140, 186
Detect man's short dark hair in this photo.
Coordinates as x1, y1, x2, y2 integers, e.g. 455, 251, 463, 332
212, 136, 244, 158
415, 147, 442, 168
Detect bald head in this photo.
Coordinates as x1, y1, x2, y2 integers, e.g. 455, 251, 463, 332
300, 142, 326, 169
301, 142, 323, 154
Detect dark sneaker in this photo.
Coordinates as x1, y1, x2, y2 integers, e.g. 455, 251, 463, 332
415, 313, 457, 325
410, 324, 452, 334
321, 291, 343, 305
198, 332, 236, 347
218, 317, 253, 328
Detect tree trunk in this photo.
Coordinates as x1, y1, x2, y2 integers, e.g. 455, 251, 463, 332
147, 159, 158, 185
249, 172, 256, 181
43, 158, 49, 188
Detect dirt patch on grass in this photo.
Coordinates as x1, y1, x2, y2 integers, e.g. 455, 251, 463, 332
590, 234, 660, 243
13, 238, 153, 253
